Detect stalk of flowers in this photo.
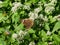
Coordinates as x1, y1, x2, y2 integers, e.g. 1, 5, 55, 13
18, 30, 28, 40
12, 30, 28, 39
29, 7, 42, 20
34, 7, 42, 14
44, 0, 57, 14
45, 6, 55, 14
28, 1, 43, 20
11, 2, 23, 13
17, 30, 29, 43
45, 0, 57, 7
12, 30, 28, 43
38, 14, 48, 27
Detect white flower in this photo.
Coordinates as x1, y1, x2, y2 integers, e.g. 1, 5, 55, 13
44, 3, 55, 7
45, 6, 55, 14
39, 14, 48, 22
29, 41, 35, 45
43, 16, 48, 22
34, 8, 41, 13
12, 33, 18, 39
53, 14, 60, 21
11, 2, 22, 13
44, 3, 56, 12
11, 7, 17, 13
44, 0, 57, 7
18, 30, 24, 35
39, 14, 43, 19
47, 31, 51, 35
48, 42, 53, 45
29, 12, 38, 20
13, 2, 22, 7
23, 5, 30, 10
18, 30, 28, 40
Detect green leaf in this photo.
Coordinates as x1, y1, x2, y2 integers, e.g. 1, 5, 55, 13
1, 0, 9, 7
0, 44, 2, 45
44, 23, 50, 30
10, 38, 16, 43
12, 12, 20, 24
40, 30, 48, 41
41, 0, 46, 4
52, 34, 60, 43
19, 23, 24, 30
32, 0, 38, 3
58, 31, 60, 35
24, 33, 30, 40
52, 21, 60, 33
28, 29, 35, 34
37, 42, 48, 45
0, 39, 6, 45
32, 34, 37, 39
27, 0, 39, 4
0, 28, 5, 33
15, 23, 24, 32
49, 16, 56, 23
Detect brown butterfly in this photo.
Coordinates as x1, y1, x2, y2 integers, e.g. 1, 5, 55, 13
22, 18, 34, 29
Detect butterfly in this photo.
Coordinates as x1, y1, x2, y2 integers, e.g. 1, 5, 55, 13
22, 18, 34, 29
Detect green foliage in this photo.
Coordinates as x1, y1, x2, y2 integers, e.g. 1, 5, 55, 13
12, 12, 20, 24
44, 23, 50, 30
37, 42, 48, 45
0, 0, 60, 45
28, 29, 35, 34
52, 21, 60, 33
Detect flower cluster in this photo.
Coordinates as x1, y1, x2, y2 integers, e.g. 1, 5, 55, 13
18, 30, 28, 40
29, 12, 38, 20
11, 2, 23, 13
23, 4, 31, 10
12, 30, 28, 41
39, 14, 48, 22
29, 7, 42, 20
44, 0, 57, 14
12, 33, 18, 39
